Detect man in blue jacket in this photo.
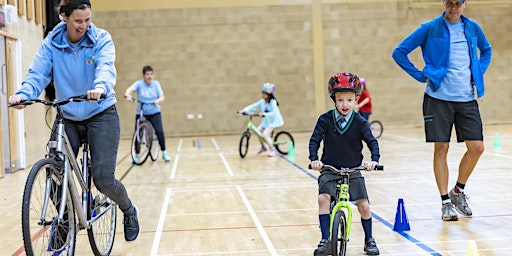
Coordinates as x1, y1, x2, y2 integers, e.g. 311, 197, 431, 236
392, 0, 492, 221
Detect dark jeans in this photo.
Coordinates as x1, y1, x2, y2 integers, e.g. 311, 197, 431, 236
61, 105, 132, 211
135, 112, 166, 151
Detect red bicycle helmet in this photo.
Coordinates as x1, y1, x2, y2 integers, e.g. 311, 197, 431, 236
328, 72, 362, 96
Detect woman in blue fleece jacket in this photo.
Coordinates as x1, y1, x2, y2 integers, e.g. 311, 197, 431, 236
9, 0, 139, 242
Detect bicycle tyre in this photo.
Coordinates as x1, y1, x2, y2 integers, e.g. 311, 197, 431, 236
331, 210, 347, 256
239, 131, 250, 158
22, 158, 77, 256
149, 125, 159, 161
87, 170, 117, 256
131, 121, 152, 165
370, 120, 383, 139
274, 131, 294, 155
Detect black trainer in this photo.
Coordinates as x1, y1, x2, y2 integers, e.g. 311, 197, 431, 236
314, 239, 331, 256
123, 205, 140, 242
364, 238, 380, 255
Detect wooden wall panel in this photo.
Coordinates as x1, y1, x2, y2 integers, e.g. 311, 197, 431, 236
27, 0, 33, 20
18, 0, 25, 16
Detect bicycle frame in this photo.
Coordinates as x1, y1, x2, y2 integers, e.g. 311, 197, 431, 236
134, 101, 148, 141
49, 113, 115, 230
330, 175, 353, 242
245, 115, 265, 140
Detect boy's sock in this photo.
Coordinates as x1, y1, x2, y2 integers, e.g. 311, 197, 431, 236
361, 217, 372, 242
319, 214, 330, 240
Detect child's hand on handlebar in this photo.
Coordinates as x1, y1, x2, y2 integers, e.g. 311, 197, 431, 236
310, 160, 323, 171
364, 161, 379, 171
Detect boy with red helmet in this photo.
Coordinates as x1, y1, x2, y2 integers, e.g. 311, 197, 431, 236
309, 72, 380, 255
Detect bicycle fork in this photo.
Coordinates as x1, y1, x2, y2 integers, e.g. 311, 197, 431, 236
330, 181, 353, 242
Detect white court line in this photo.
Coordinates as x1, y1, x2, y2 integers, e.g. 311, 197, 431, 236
150, 188, 172, 256
177, 139, 183, 152
219, 153, 234, 176
211, 137, 219, 150
236, 185, 278, 256
170, 154, 180, 179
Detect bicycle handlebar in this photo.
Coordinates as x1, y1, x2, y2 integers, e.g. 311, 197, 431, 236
8, 94, 106, 108
236, 111, 265, 117
127, 97, 154, 105
308, 164, 384, 175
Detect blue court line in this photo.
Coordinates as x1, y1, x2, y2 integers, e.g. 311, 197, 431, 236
279, 155, 442, 256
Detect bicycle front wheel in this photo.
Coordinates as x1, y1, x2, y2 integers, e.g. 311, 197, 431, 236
150, 125, 159, 161
131, 121, 152, 165
22, 158, 77, 256
273, 131, 294, 155
331, 210, 347, 256
370, 120, 383, 139
239, 131, 250, 158
87, 178, 117, 256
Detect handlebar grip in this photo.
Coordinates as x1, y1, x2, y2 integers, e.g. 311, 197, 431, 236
8, 99, 32, 107
308, 164, 384, 170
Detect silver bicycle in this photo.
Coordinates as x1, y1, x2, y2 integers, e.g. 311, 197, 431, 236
10, 95, 117, 256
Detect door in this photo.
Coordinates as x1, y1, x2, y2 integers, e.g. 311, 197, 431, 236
1, 35, 23, 173
0, 35, 8, 174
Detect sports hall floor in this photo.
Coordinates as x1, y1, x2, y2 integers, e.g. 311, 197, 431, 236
1, 124, 512, 255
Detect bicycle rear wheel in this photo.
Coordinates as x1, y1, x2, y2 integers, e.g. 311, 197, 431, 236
131, 121, 152, 165
22, 158, 77, 255
273, 131, 294, 155
87, 176, 117, 256
239, 131, 250, 158
370, 120, 383, 139
150, 125, 159, 161
331, 210, 347, 256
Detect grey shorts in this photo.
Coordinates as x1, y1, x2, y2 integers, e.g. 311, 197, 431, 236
422, 94, 483, 143
318, 171, 368, 201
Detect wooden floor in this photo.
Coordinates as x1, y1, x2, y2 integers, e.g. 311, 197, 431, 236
1, 124, 512, 256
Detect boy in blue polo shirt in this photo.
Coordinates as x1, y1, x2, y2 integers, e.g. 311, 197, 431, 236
309, 72, 380, 255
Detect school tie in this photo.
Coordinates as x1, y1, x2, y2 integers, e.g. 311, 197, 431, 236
338, 118, 346, 129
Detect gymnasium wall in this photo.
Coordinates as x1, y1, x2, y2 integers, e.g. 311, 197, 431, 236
89, 0, 512, 137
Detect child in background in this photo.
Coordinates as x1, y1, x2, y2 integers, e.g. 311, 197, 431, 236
356, 78, 372, 121
239, 83, 284, 157
124, 65, 171, 162
309, 72, 380, 255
